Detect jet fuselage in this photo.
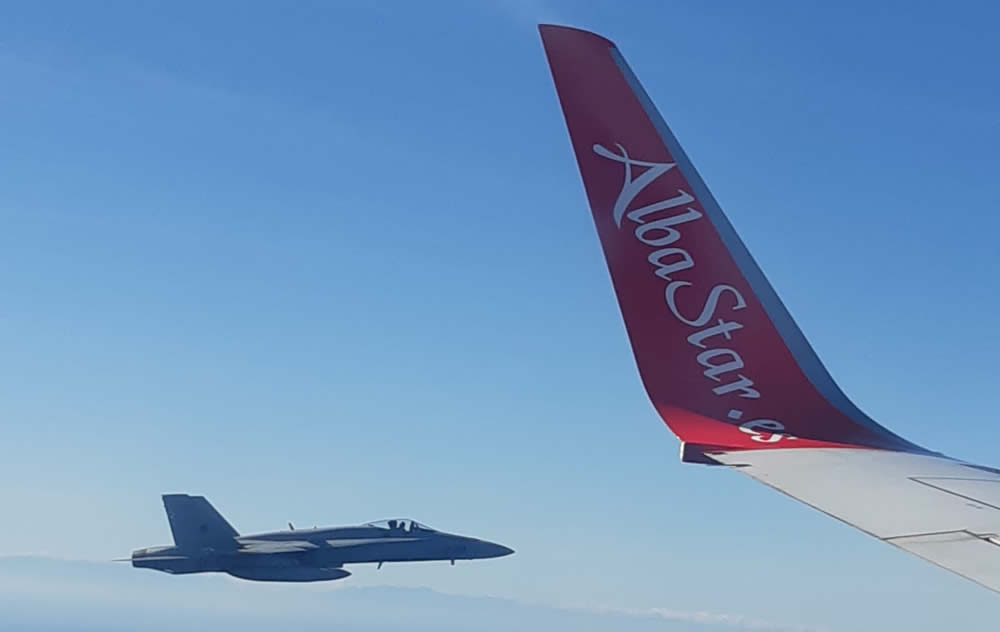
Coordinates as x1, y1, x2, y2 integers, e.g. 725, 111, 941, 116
129, 496, 512, 582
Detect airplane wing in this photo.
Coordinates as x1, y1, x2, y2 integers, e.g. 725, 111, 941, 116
238, 540, 320, 554
539, 24, 1000, 593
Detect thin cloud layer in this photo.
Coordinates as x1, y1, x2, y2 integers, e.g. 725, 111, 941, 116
0, 556, 825, 632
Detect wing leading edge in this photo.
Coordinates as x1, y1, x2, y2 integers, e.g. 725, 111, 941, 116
539, 24, 1000, 593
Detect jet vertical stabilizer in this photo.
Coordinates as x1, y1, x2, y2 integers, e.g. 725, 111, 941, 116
162, 494, 239, 550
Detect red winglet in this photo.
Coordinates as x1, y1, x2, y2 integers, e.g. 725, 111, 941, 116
540, 25, 924, 453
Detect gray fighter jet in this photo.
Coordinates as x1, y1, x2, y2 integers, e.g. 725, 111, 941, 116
127, 494, 513, 582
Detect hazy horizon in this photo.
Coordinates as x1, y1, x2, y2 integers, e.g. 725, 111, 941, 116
0, 556, 820, 632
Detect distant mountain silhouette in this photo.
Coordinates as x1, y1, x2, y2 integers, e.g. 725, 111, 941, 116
0, 556, 818, 632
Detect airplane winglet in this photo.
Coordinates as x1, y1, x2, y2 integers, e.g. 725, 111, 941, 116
539, 24, 925, 454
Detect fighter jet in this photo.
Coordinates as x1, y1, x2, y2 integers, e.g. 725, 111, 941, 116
127, 494, 513, 582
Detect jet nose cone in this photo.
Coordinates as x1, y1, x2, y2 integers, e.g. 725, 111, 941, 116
480, 541, 514, 559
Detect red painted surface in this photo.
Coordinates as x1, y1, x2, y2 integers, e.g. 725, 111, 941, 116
540, 25, 916, 452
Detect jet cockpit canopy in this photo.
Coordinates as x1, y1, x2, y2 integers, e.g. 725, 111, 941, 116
365, 519, 435, 533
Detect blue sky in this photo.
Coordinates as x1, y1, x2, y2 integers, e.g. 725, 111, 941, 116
1, 1, 999, 630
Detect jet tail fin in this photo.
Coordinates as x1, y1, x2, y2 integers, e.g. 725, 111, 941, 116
162, 494, 239, 550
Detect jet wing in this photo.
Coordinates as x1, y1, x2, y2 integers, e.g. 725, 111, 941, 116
238, 540, 319, 554
539, 24, 1000, 594
323, 537, 420, 548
